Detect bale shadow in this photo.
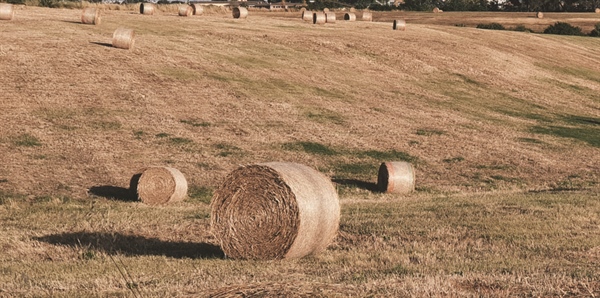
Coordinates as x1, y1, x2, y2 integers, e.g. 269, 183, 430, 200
88, 185, 137, 202
90, 41, 113, 48
333, 179, 380, 192
61, 20, 83, 24
35, 231, 224, 259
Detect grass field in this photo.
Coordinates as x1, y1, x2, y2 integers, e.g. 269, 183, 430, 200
0, 5, 599, 296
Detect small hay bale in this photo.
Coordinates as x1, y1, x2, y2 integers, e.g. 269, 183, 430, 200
378, 162, 415, 194
596, 8, 600, 13
350, 7, 356, 12
433, 7, 440, 13
211, 162, 341, 260
178, 5, 193, 17
536, 11, 544, 18
0, 3, 14, 21
191, 3, 204, 15
323, 8, 329, 13
233, 7, 248, 19
81, 8, 100, 25
112, 28, 135, 50
362, 11, 372, 21
140, 3, 155, 15
344, 12, 356, 21
302, 10, 312, 21
393, 19, 406, 31
313, 12, 326, 25
131, 166, 188, 205
325, 12, 336, 23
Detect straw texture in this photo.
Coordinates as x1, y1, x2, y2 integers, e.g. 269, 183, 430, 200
378, 162, 415, 194
302, 10, 312, 21
362, 11, 372, 21
344, 12, 356, 21
313, 12, 326, 25
211, 162, 340, 260
112, 28, 135, 50
192, 3, 204, 15
232, 7, 248, 19
178, 5, 193, 17
325, 12, 336, 23
0, 3, 14, 21
81, 8, 100, 25
393, 19, 406, 30
140, 3, 155, 15
132, 166, 188, 205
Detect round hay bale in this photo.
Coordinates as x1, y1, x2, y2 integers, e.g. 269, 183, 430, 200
140, 3, 155, 15
302, 10, 312, 21
323, 8, 329, 13
325, 12, 336, 23
178, 5, 193, 17
393, 19, 406, 31
362, 11, 372, 21
433, 7, 440, 13
131, 166, 188, 205
313, 12, 326, 25
112, 28, 135, 50
378, 162, 415, 194
536, 11, 544, 18
350, 7, 356, 12
344, 12, 356, 21
81, 8, 101, 25
211, 162, 341, 260
0, 3, 15, 21
233, 7, 248, 19
191, 3, 204, 15
596, 8, 600, 13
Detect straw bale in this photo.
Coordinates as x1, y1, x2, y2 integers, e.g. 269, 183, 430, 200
378, 162, 415, 193
302, 10, 312, 21
191, 3, 204, 15
0, 3, 14, 21
344, 12, 356, 21
131, 166, 188, 205
313, 12, 326, 24
433, 7, 440, 13
178, 5, 193, 17
325, 12, 336, 23
393, 19, 406, 30
596, 8, 600, 13
81, 8, 100, 25
362, 11, 372, 21
211, 162, 340, 260
323, 8, 329, 13
536, 11, 544, 18
233, 7, 248, 19
112, 28, 135, 50
140, 3, 155, 15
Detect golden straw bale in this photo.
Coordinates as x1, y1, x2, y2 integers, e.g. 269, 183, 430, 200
112, 28, 135, 50
313, 12, 326, 24
344, 12, 356, 21
81, 8, 100, 25
393, 19, 406, 30
140, 3, 155, 15
232, 7, 248, 19
596, 8, 600, 13
178, 5, 193, 16
362, 11, 372, 21
302, 10, 312, 21
131, 166, 188, 205
536, 11, 544, 18
378, 162, 415, 193
191, 3, 204, 15
0, 3, 15, 21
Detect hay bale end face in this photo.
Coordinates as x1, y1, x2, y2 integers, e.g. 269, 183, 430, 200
302, 10, 312, 21
393, 19, 406, 30
536, 11, 544, 18
178, 5, 193, 17
192, 3, 204, 15
131, 167, 188, 205
233, 7, 248, 19
596, 8, 600, 13
362, 11, 372, 21
0, 3, 15, 21
325, 12, 336, 23
81, 8, 100, 25
211, 162, 340, 260
140, 3, 155, 15
378, 162, 415, 193
112, 28, 135, 50
344, 12, 356, 21
313, 12, 326, 24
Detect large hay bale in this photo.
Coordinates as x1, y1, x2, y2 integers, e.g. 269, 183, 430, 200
191, 3, 204, 15
0, 3, 14, 21
178, 5, 193, 17
233, 7, 248, 19
211, 162, 340, 260
378, 162, 415, 193
313, 12, 326, 25
362, 11, 372, 21
325, 12, 336, 23
344, 12, 356, 21
393, 19, 406, 31
536, 11, 544, 18
131, 166, 188, 205
112, 28, 135, 50
81, 8, 100, 25
302, 10, 312, 21
140, 3, 155, 15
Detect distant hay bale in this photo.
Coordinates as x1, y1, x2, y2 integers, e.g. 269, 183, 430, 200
233, 7, 248, 19
433, 7, 441, 13
131, 167, 188, 205
378, 162, 415, 193
140, 3, 155, 15
362, 11, 372, 21
302, 10, 312, 21
350, 7, 356, 12
393, 19, 406, 30
112, 28, 135, 50
0, 3, 14, 21
313, 12, 326, 25
211, 162, 341, 260
81, 8, 101, 25
323, 8, 329, 13
178, 5, 193, 16
344, 12, 356, 21
325, 12, 336, 23
536, 11, 544, 18
596, 8, 600, 13
191, 3, 204, 15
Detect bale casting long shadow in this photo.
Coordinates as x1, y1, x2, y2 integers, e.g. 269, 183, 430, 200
332, 179, 380, 192
35, 232, 224, 259
88, 185, 137, 202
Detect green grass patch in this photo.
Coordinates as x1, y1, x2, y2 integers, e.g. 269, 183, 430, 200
155, 133, 170, 138
333, 162, 377, 179
159, 67, 200, 81
416, 129, 445, 136
304, 108, 345, 125
213, 143, 243, 157
356, 149, 417, 163
180, 119, 211, 127
188, 186, 213, 204
443, 156, 464, 163
281, 141, 338, 156
168, 137, 194, 145
531, 125, 599, 147
12, 133, 42, 147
